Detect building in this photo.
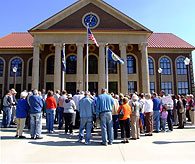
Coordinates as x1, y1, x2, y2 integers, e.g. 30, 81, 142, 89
0, 0, 194, 97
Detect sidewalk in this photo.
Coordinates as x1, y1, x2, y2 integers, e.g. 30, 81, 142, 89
0, 115, 195, 164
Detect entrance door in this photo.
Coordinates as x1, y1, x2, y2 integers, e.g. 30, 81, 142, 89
109, 82, 118, 94
66, 82, 76, 95
88, 82, 98, 94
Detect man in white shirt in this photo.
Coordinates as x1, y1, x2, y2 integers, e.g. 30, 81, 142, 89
73, 90, 84, 128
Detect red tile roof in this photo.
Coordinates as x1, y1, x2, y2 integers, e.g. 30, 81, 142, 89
0, 32, 194, 50
148, 33, 195, 49
0, 32, 33, 48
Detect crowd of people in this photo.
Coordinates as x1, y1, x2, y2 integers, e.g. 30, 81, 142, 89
1, 88, 195, 145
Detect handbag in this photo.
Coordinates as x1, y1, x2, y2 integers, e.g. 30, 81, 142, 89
119, 108, 124, 119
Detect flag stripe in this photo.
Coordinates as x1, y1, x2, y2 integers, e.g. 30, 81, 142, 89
88, 28, 99, 47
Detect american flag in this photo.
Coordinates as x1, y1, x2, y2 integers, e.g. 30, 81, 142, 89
88, 28, 99, 47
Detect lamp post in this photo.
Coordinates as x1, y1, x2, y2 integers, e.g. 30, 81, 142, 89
12, 66, 17, 89
158, 68, 162, 92
184, 57, 191, 94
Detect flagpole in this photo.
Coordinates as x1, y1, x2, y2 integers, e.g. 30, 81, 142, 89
106, 44, 109, 92
62, 43, 65, 91
86, 24, 89, 91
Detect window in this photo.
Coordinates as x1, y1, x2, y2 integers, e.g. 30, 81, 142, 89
28, 59, 33, 76
109, 82, 118, 94
128, 81, 137, 93
46, 55, 54, 74
0, 59, 4, 77
178, 81, 188, 95
160, 57, 171, 75
161, 82, 172, 94
85, 55, 98, 74
150, 82, 155, 93
127, 55, 136, 74
148, 57, 154, 75
176, 57, 187, 75
89, 55, 98, 74
66, 55, 77, 74
10, 58, 22, 77
108, 60, 117, 74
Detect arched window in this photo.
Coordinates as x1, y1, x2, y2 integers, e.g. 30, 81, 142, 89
0, 59, 4, 77
89, 55, 98, 74
160, 57, 171, 75
108, 59, 117, 74
46, 55, 54, 74
10, 58, 22, 77
28, 58, 33, 76
127, 55, 136, 74
148, 57, 154, 75
66, 55, 77, 74
176, 57, 187, 75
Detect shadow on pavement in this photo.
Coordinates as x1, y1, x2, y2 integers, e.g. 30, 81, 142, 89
28, 140, 107, 147
153, 140, 195, 144
1, 136, 19, 140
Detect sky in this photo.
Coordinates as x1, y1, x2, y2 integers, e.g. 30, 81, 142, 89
0, 0, 195, 73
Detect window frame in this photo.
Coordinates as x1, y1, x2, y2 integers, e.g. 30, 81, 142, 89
127, 55, 136, 74
159, 57, 171, 75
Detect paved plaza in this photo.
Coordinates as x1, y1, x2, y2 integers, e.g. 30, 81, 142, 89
0, 114, 195, 164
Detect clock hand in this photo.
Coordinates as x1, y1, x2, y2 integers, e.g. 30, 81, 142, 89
89, 14, 94, 24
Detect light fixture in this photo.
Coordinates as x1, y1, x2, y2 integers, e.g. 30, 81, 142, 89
158, 68, 162, 74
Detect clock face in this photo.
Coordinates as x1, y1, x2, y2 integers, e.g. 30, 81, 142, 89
82, 13, 100, 29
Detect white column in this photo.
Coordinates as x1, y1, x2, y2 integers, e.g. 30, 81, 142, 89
54, 43, 62, 91
76, 43, 84, 91
120, 43, 128, 94
32, 43, 40, 89
140, 42, 150, 93
98, 43, 106, 94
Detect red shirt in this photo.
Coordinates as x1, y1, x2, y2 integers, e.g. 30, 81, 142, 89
46, 96, 57, 110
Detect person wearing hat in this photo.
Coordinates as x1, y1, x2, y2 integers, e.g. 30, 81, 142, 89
2, 90, 12, 128
63, 94, 76, 135
78, 91, 95, 144
15, 91, 30, 138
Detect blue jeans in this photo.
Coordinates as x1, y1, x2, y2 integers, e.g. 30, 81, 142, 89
58, 107, 64, 129
79, 117, 93, 142
112, 115, 119, 139
46, 109, 55, 132
100, 112, 113, 144
153, 111, 160, 132
2, 107, 12, 127
30, 113, 42, 137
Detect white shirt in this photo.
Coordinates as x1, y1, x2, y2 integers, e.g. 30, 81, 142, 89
144, 99, 153, 113
73, 94, 84, 110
